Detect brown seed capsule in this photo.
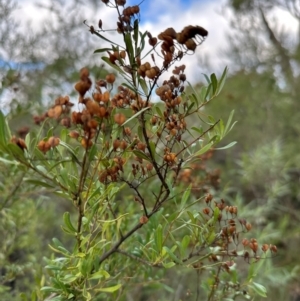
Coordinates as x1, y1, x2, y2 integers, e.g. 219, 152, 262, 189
203, 208, 210, 215
245, 223, 252, 231
148, 37, 158, 47
69, 131, 80, 139
114, 113, 126, 125
37, 140, 47, 153
106, 73, 116, 84
80, 67, 90, 80
139, 215, 148, 224
120, 140, 128, 150
102, 91, 110, 103
261, 244, 269, 252
185, 39, 197, 51
113, 139, 121, 151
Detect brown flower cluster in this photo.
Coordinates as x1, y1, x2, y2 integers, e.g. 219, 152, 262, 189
37, 136, 60, 153
99, 1, 140, 34
10, 135, 27, 151
201, 195, 277, 265
156, 25, 208, 68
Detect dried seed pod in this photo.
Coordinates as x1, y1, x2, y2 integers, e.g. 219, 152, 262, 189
114, 113, 126, 125
48, 105, 63, 119
139, 215, 148, 224
148, 37, 157, 47
69, 131, 80, 139
185, 39, 197, 51
80, 67, 90, 80
106, 73, 116, 84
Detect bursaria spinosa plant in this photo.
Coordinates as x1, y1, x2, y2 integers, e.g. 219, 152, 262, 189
0, 0, 277, 300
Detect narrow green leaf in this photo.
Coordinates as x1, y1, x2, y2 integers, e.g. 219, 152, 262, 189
139, 77, 149, 95
121, 82, 138, 93
213, 207, 220, 222
94, 47, 113, 54
224, 110, 235, 135
191, 126, 203, 135
24, 179, 54, 189
202, 73, 210, 84
63, 212, 77, 233
149, 140, 156, 160
155, 105, 163, 118
194, 142, 213, 156
250, 282, 267, 298
155, 224, 163, 252
121, 106, 150, 126
204, 83, 212, 101
92, 31, 123, 48
216, 66, 228, 95
96, 283, 122, 293
7, 143, 26, 161
133, 19, 139, 44
102, 56, 125, 75
186, 102, 195, 113
89, 270, 110, 280
124, 33, 134, 64
181, 185, 191, 208
210, 73, 218, 94
0, 111, 11, 145
162, 262, 176, 268
215, 141, 237, 150
181, 235, 190, 251
163, 246, 182, 264
133, 150, 150, 162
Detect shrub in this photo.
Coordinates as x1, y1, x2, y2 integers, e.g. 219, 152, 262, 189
0, 1, 277, 300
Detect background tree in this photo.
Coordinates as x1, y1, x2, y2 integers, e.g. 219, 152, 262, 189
200, 0, 300, 299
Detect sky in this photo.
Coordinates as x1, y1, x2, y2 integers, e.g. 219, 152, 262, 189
8, 0, 230, 80
3, 0, 300, 82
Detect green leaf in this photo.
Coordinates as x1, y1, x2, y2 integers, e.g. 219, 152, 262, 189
224, 110, 235, 135
215, 141, 237, 150
24, 179, 54, 189
149, 140, 156, 160
202, 73, 210, 84
124, 33, 134, 64
194, 142, 213, 157
191, 126, 203, 136
139, 77, 149, 95
155, 105, 163, 118
121, 106, 150, 126
204, 83, 212, 101
102, 56, 125, 75
133, 150, 150, 162
155, 224, 163, 252
217, 66, 228, 95
0, 110, 11, 145
162, 262, 176, 268
89, 270, 110, 280
181, 185, 191, 208
95, 283, 122, 293
133, 19, 139, 44
7, 143, 26, 162
213, 207, 220, 222
94, 47, 114, 54
250, 282, 267, 298
92, 31, 123, 48
162, 246, 182, 264
210, 73, 218, 94
63, 212, 77, 234
180, 235, 190, 256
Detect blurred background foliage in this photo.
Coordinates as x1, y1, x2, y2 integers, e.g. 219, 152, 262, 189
1, 0, 300, 300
